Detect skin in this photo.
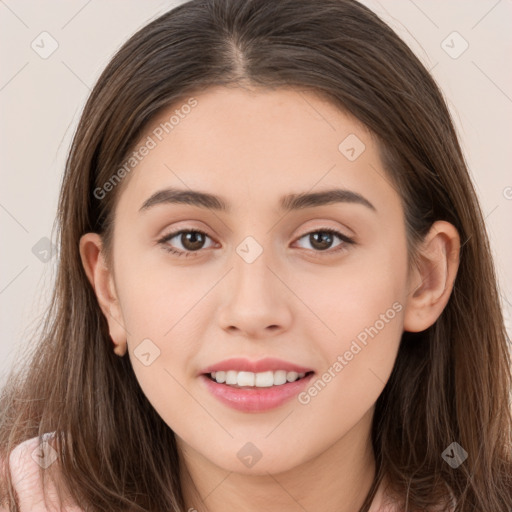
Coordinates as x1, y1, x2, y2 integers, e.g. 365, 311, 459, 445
80, 86, 460, 512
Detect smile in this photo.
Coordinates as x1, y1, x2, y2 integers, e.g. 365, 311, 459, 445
207, 370, 311, 387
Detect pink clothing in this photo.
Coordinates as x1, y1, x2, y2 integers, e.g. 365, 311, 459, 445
1, 433, 82, 512
2, 434, 456, 512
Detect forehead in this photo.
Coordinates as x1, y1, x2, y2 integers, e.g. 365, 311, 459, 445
115, 86, 400, 216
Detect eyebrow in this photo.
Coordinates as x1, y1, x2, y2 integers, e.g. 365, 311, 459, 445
139, 187, 376, 213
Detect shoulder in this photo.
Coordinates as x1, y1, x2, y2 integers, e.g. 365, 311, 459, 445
4, 433, 84, 512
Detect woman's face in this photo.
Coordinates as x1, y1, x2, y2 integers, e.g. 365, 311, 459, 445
101, 86, 410, 474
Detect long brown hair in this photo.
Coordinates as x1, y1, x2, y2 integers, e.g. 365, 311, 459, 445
1, 0, 511, 510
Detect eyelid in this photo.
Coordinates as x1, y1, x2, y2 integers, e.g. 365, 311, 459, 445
157, 227, 215, 248
292, 227, 355, 256
157, 224, 356, 258
294, 224, 355, 242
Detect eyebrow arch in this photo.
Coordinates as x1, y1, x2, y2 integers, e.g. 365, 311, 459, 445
139, 187, 376, 213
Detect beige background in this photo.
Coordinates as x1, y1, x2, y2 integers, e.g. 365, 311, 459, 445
1, 0, 511, 387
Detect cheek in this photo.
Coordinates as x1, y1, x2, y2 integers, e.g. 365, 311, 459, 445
294, 236, 407, 420
114, 241, 211, 336
293, 230, 407, 339
110, 248, 207, 410
117, 269, 204, 431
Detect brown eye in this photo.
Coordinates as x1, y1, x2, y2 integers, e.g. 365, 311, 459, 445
179, 231, 207, 251
295, 229, 354, 253
158, 229, 215, 256
308, 231, 335, 251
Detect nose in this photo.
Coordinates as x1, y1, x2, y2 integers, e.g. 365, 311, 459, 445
216, 247, 293, 339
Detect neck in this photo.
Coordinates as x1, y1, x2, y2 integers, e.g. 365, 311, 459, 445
178, 409, 379, 512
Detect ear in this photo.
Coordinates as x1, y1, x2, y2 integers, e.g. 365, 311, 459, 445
403, 220, 460, 333
79, 233, 127, 356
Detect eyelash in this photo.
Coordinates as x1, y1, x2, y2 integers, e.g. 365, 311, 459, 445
157, 227, 355, 258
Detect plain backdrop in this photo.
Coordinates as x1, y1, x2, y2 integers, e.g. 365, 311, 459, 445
1, 0, 511, 388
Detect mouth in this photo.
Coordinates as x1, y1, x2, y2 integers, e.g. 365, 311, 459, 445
199, 369, 316, 413
198, 357, 316, 412
203, 370, 315, 389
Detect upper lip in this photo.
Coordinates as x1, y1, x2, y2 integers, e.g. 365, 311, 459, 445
200, 357, 314, 375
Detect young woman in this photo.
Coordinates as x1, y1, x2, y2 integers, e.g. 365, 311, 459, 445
1, 0, 511, 510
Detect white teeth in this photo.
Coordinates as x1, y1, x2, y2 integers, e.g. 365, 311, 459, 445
237, 371, 255, 386
210, 370, 309, 387
286, 371, 298, 382
273, 370, 287, 386
255, 371, 274, 387
226, 370, 238, 385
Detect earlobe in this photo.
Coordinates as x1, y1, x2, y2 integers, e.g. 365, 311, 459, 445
403, 221, 460, 333
79, 233, 127, 356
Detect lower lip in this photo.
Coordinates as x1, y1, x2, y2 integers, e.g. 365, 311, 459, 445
199, 373, 315, 413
